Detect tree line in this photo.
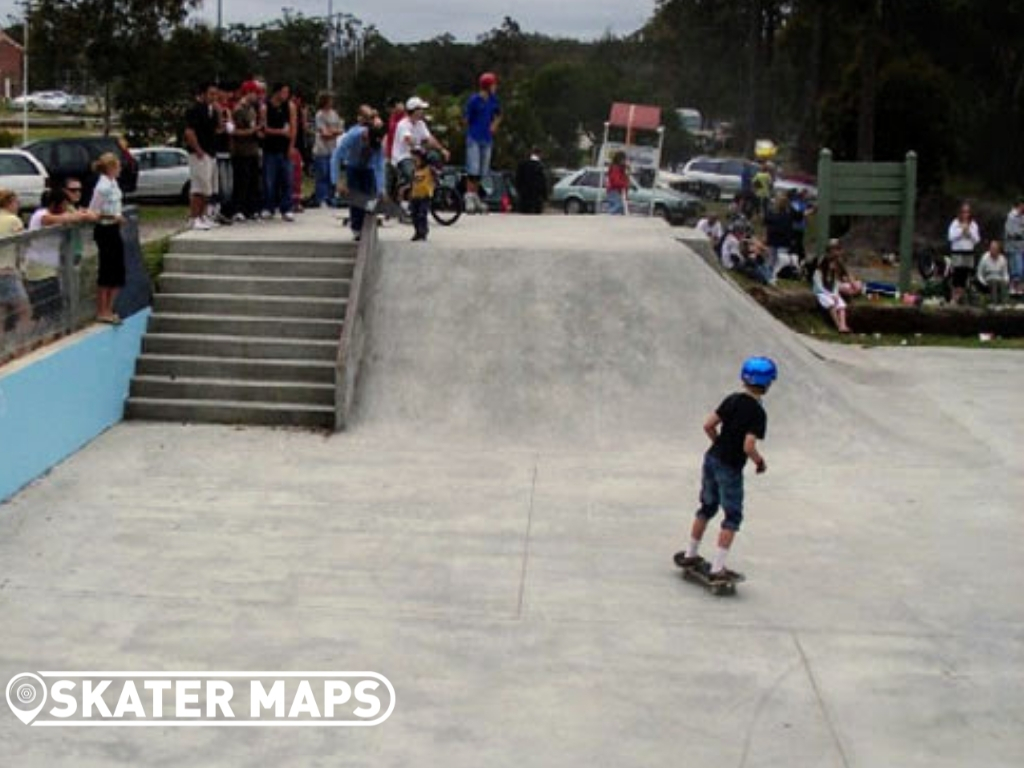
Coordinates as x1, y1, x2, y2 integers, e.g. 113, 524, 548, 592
6, 0, 1023, 193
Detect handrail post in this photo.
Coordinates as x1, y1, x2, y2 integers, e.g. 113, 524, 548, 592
59, 228, 78, 335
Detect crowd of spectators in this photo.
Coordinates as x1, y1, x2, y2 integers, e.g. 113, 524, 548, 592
0, 164, 129, 355
182, 71, 502, 238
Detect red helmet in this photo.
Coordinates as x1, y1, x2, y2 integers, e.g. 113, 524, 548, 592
479, 72, 498, 89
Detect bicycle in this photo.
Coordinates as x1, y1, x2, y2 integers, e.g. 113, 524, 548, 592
424, 151, 462, 226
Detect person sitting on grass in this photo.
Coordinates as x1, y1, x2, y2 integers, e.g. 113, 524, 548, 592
976, 239, 1010, 306
813, 242, 852, 333
696, 213, 724, 252
720, 225, 773, 285
823, 238, 864, 297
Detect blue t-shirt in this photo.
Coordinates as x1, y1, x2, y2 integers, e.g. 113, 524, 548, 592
464, 93, 501, 145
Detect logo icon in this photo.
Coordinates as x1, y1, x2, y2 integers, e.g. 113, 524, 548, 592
6, 673, 47, 725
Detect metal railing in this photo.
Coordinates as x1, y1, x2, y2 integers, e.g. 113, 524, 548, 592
0, 207, 147, 368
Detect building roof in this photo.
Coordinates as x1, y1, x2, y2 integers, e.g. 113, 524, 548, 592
0, 30, 25, 52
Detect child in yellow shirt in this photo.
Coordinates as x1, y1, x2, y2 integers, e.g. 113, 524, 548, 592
409, 150, 434, 242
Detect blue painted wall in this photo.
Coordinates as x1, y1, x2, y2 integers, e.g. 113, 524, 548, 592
0, 309, 149, 503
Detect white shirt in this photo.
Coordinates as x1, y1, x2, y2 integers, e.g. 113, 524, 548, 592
720, 234, 742, 270
947, 218, 980, 253
90, 175, 123, 220
23, 207, 63, 281
696, 217, 723, 244
391, 117, 433, 164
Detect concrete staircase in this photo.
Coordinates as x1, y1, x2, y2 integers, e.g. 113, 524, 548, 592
127, 237, 355, 429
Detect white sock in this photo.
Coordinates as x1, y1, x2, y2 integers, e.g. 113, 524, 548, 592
711, 546, 730, 573
685, 538, 701, 558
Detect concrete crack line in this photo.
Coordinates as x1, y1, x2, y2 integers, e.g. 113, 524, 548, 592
737, 660, 803, 768
792, 632, 852, 768
515, 455, 539, 620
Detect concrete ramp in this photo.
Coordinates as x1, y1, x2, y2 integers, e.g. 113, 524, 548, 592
356, 217, 856, 451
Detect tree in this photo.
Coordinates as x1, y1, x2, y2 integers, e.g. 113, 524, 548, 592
29, 0, 201, 132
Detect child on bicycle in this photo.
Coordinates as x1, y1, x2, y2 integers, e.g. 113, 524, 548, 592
409, 149, 434, 242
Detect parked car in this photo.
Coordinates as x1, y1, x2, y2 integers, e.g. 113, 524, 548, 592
61, 94, 90, 113
0, 149, 49, 210
438, 167, 519, 213
128, 147, 190, 201
21, 135, 138, 202
551, 167, 703, 224
679, 156, 818, 200
10, 90, 80, 112
679, 156, 755, 200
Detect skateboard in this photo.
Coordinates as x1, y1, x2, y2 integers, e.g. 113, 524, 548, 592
672, 552, 744, 597
336, 190, 412, 224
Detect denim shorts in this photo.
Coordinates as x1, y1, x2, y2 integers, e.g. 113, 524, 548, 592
465, 139, 492, 178
696, 452, 745, 531
0, 272, 28, 305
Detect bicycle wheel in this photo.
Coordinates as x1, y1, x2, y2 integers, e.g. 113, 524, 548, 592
431, 186, 463, 226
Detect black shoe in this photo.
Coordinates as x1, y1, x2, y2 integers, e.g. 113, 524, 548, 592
709, 567, 745, 584
673, 552, 703, 569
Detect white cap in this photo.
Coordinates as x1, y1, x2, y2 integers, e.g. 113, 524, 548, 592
405, 96, 429, 111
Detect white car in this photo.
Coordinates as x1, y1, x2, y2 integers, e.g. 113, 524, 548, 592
11, 90, 70, 112
0, 149, 49, 210
129, 147, 191, 201
680, 156, 818, 200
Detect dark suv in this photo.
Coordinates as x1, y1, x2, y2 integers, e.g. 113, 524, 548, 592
21, 135, 139, 201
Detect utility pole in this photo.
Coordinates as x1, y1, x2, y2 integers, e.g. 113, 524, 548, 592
21, 0, 29, 144
217, 0, 223, 35
326, 0, 334, 92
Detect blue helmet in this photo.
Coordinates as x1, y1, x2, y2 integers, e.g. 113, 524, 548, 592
741, 356, 778, 388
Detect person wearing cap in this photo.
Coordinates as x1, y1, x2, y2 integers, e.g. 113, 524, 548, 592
391, 96, 449, 200
463, 72, 501, 214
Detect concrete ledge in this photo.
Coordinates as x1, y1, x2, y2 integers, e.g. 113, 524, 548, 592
0, 309, 149, 503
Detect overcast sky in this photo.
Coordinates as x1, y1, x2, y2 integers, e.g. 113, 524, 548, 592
0, 1, 657, 43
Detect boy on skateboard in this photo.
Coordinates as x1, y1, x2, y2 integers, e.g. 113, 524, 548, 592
674, 357, 777, 584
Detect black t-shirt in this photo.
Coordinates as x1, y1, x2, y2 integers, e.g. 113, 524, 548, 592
708, 392, 767, 469
264, 99, 292, 155
185, 101, 218, 155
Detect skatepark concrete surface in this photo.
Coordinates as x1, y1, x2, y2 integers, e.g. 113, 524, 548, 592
2, 210, 1023, 766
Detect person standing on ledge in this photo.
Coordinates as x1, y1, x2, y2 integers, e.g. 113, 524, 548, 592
463, 72, 501, 214
515, 147, 548, 214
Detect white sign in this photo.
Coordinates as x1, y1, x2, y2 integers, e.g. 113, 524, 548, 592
6, 671, 395, 727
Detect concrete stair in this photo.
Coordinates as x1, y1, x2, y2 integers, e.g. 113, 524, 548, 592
127, 237, 356, 429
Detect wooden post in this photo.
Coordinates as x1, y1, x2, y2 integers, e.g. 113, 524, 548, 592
899, 151, 917, 293
815, 148, 833, 257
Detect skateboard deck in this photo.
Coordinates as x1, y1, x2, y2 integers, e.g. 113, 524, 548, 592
336, 191, 412, 224
672, 552, 742, 596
